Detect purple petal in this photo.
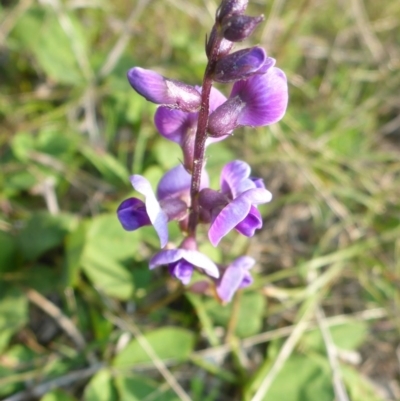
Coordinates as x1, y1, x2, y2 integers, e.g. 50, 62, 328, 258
127, 67, 169, 104
117, 197, 151, 231
220, 160, 254, 198
216, 256, 255, 302
130, 175, 168, 248
230, 255, 256, 271
127, 67, 201, 111
209, 87, 228, 112
208, 195, 252, 246
149, 249, 186, 269
181, 250, 219, 278
235, 205, 262, 236
154, 107, 197, 144
169, 260, 194, 285
159, 198, 188, 221
239, 187, 272, 204
231, 67, 288, 126
216, 264, 246, 302
239, 270, 253, 288
149, 249, 219, 278
157, 164, 192, 201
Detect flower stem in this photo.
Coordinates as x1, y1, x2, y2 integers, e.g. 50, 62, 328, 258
188, 36, 221, 237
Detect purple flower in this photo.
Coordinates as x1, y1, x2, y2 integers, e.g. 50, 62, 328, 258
149, 238, 219, 284
117, 164, 208, 248
207, 66, 288, 137
199, 160, 272, 246
216, 256, 255, 302
154, 87, 228, 170
127, 67, 201, 112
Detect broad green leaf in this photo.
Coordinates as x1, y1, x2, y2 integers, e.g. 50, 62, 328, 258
0, 288, 28, 333
83, 369, 117, 401
0, 230, 17, 273
113, 327, 195, 368
0, 329, 14, 354
115, 375, 180, 401
81, 251, 134, 300
17, 212, 77, 261
11, 131, 35, 162
262, 354, 334, 401
41, 389, 77, 401
86, 214, 140, 262
342, 365, 385, 401
204, 292, 266, 338
302, 321, 368, 353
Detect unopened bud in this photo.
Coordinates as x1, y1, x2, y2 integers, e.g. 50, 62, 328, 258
127, 67, 201, 112
222, 14, 264, 42
214, 47, 269, 83
216, 0, 248, 23
207, 96, 245, 137
206, 26, 234, 59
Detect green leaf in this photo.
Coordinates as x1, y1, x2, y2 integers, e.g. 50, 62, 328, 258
0, 230, 17, 273
86, 214, 140, 262
115, 375, 180, 401
342, 365, 385, 401
11, 131, 35, 162
0, 288, 28, 333
261, 354, 334, 401
81, 251, 134, 300
302, 321, 368, 353
18, 212, 77, 261
83, 369, 118, 401
113, 327, 195, 368
40, 389, 77, 401
204, 292, 266, 338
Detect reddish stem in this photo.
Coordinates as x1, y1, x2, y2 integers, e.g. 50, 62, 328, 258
188, 35, 222, 237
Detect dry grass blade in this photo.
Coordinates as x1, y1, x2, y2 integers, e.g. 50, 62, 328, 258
316, 306, 350, 401
2, 363, 103, 401
26, 289, 88, 353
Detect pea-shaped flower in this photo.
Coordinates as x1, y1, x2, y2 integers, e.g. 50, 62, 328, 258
207, 65, 288, 137
199, 160, 272, 246
117, 164, 208, 248
149, 237, 219, 284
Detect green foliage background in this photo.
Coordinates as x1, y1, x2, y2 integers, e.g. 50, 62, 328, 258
1, 0, 399, 400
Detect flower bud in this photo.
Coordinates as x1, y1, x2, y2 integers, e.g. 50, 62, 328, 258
214, 47, 269, 83
222, 14, 264, 42
206, 25, 234, 59
216, 0, 248, 23
207, 96, 245, 137
127, 67, 201, 112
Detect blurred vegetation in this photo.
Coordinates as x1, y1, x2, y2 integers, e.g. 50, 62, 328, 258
1, 0, 400, 400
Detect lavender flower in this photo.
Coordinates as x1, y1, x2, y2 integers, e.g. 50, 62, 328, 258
216, 256, 255, 302
199, 160, 272, 246
117, 164, 208, 247
149, 238, 219, 284
208, 66, 288, 137
118, 0, 288, 302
